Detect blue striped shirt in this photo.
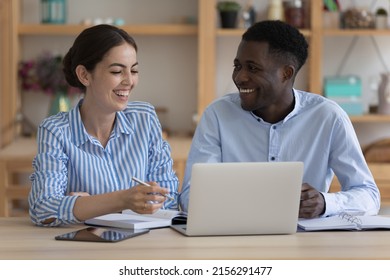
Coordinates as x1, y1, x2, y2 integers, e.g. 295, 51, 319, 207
29, 99, 179, 226
179, 90, 380, 216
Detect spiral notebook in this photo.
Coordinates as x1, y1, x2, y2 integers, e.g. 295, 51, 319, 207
298, 213, 390, 231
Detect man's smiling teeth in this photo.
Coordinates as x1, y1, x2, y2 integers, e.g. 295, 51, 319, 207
240, 88, 255, 93
114, 90, 129, 97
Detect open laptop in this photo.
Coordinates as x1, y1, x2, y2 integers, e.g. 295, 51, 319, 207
171, 161, 304, 236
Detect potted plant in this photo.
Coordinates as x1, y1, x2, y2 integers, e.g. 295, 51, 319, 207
216, 1, 241, 28
375, 8, 388, 29
18, 51, 82, 116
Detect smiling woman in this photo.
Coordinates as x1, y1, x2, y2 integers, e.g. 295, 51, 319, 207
74, 43, 139, 120
28, 24, 179, 227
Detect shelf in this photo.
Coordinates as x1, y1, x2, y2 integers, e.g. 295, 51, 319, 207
323, 29, 390, 36
216, 28, 311, 37
350, 114, 390, 123
18, 24, 198, 36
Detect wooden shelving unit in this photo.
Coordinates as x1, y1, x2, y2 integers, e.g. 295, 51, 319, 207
350, 114, 390, 123
18, 23, 198, 36
323, 29, 390, 36
2, 0, 390, 148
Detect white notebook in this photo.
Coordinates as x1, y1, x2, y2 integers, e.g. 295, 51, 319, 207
85, 209, 186, 230
298, 213, 390, 231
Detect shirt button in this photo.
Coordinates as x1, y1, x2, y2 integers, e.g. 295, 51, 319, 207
272, 126, 276, 129
270, 157, 275, 161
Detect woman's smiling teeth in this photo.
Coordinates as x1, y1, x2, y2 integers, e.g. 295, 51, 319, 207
114, 90, 129, 97
240, 88, 255, 94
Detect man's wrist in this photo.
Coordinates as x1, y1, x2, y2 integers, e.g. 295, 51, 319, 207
319, 192, 326, 215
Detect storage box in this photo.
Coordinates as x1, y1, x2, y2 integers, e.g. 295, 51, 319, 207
331, 98, 364, 116
324, 76, 362, 98
324, 76, 364, 115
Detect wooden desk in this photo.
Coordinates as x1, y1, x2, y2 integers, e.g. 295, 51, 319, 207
1, 217, 390, 260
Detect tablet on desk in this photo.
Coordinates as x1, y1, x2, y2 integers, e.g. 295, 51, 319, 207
55, 226, 149, 242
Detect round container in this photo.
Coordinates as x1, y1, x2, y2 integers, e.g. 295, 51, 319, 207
284, 0, 304, 28
342, 8, 374, 29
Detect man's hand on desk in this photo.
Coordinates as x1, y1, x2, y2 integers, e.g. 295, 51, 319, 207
299, 183, 325, 218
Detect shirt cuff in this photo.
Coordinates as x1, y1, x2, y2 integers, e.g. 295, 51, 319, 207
320, 192, 339, 217
59, 195, 82, 223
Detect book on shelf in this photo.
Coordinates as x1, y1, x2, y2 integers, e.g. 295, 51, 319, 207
85, 209, 187, 230
298, 213, 390, 231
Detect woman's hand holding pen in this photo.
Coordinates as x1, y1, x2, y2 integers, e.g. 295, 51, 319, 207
126, 181, 168, 214
299, 183, 326, 218
70, 183, 168, 222
69, 180, 169, 220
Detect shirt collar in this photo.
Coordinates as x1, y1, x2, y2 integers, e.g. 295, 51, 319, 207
70, 99, 134, 147
247, 89, 303, 124
283, 89, 302, 122
115, 109, 134, 136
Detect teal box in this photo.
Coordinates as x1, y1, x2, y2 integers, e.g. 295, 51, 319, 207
324, 76, 362, 98
337, 100, 364, 116
328, 97, 364, 116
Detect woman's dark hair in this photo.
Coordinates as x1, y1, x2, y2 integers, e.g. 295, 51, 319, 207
242, 20, 308, 72
63, 24, 138, 90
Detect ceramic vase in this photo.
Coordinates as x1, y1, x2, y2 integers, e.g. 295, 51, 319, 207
378, 73, 390, 115
49, 91, 71, 116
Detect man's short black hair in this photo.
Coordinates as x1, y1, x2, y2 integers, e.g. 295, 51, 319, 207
242, 20, 308, 72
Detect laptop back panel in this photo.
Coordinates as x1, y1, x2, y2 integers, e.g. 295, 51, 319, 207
182, 162, 303, 236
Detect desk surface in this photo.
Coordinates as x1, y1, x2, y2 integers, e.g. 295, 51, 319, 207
1, 217, 390, 260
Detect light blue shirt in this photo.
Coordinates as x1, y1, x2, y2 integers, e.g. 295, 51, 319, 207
29, 100, 179, 226
179, 90, 380, 216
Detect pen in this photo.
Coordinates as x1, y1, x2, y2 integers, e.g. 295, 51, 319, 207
131, 176, 174, 201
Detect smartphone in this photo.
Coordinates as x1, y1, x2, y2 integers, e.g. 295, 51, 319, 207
55, 226, 149, 242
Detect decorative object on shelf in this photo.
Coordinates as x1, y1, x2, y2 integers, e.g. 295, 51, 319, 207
80, 18, 126, 26
268, 0, 284, 21
41, 0, 67, 24
18, 51, 82, 116
283, 0, 305, 28
323, 11, 340, 29
216, 1, 241, 28
342, 8, 375, 29
378, 73, 390, 115
242, 0, 256, 28
324, 75, 364, 116
363, 138, 390, 163
375, 8, 388, 29
323, 0, 340, 13
114, 18, 125, 26
323, 0, 340, 29
48, 91, 71, 116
